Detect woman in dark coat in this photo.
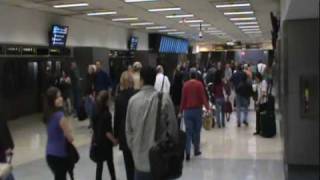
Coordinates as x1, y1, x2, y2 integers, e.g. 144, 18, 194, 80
92, 90, 118, 180
114, 71, 136, 180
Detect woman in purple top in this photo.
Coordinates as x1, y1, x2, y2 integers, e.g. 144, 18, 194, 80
44, 87, 74, 180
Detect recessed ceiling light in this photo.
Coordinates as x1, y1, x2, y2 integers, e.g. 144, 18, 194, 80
130, 22, 154, 26
224, 11, 254, 15
216, 3, 251, 8
166, 14, 194, 19
158, 29, 177, 32
234, 22, 258, 25
168, 32, 185, 35
230, 17, 257, 21
146, 26, 167, 30
148, 7, 181, 12
87, 11, 117, 16
125, 0, 157, 2
242, 28, 260, 31
179, 19, 204, 23
112, 17, 139, 21
53, 3, 89, 8
238, 25, 260, 29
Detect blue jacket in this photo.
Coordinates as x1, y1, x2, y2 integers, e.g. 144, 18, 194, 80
95, 70, 111, 92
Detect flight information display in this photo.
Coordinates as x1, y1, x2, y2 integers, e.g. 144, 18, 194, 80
50, 25, 69, 47
159, 36, 189, 54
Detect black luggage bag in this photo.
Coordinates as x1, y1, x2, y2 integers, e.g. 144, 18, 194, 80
260, 111, 276, 138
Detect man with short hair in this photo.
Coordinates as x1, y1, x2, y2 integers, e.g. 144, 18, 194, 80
126, 66, 178, 180
154, 65, 171, 93
95, 60, 112, 94
180, 68, 210, 161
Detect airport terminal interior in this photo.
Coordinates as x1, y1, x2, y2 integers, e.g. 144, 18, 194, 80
0, 0, 319, 180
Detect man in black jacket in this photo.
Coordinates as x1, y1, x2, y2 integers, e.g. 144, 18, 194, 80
235, 75, 253, 127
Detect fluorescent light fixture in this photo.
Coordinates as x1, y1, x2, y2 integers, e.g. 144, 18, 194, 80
234, 21, 258, 25
224, 11, 254, 15
179, 19, 204, 23
158, 29, 177, 32
206, 27, 217, 30
166, 14, 194, 18
189, 24, 211, 27
242, 28, 260, 31
87, 11, 117, 16
125, 0, 157, 2
168, 32, 185, 35
230, 17, 256, 21
148, 7, 181, 12
210, 32, 226, 35
238, 25, 260, 29
53, 3, 89, 8
130, 22, 154, 26
112, 17, 138, 21
216, 3, 251, 8
146, 26, 167, 30
205, 30, 222, 33
244, 31, 262, 34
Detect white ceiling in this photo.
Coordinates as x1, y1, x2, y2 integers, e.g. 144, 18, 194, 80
0, 0, 280, 44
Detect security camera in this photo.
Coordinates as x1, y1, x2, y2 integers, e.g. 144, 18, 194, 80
199, 31, 203, 39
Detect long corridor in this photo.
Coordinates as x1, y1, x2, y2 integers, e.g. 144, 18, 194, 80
9, 110, 284, 180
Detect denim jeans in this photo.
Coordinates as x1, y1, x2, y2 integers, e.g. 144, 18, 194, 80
184, 108, 202, 155
236, 95, 250, 125
215, 97, 225, 127
134, 170, 152, 180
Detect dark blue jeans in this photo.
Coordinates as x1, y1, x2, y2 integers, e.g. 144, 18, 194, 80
215, 97, 225, 127
184, 108, 202, 155
236, 95, 250, 125
135, 170, 152, 180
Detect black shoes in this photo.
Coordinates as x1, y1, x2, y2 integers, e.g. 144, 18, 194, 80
186, 154, 190, 161
253, 132, 259, 135
243, 121, 249, 127
195, 151, 202, 156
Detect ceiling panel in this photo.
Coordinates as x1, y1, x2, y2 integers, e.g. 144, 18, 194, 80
0, 0, 279, 44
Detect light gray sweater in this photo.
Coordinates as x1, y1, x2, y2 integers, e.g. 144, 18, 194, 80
126, 85, 178, 172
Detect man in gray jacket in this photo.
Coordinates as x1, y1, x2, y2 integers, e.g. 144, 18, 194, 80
126, 66, 178, 180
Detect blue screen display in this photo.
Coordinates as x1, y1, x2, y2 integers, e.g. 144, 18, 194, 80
50, 25, 68, 47
159, 36, 189, 54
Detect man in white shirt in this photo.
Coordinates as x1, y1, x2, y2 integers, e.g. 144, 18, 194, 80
257, 61, 267, 75
154, 65, 171, 93
254, 73, 268, 135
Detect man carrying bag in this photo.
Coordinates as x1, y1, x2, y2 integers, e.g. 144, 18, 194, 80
126, 67, 184, 180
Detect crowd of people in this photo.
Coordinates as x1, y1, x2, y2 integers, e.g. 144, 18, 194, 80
0, 58, 274, 180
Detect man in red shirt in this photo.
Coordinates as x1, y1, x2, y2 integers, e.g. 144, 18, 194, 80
180, 68, 210, 161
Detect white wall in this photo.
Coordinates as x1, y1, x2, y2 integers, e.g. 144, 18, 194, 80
0, 4, 149, 50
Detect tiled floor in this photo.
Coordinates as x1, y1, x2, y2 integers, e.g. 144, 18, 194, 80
7, 107, 285, 180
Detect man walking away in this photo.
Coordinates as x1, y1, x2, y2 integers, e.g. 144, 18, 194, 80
154, 65, 171, 93
126, 66, 178, 180
180, 68, 210, 161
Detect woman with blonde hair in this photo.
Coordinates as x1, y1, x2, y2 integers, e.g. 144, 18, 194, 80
114, 71, 137, 180
132, 62, 142, 90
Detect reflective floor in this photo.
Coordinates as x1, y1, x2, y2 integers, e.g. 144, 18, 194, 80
8, 108, 285, 180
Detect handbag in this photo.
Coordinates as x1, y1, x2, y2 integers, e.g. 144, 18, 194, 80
149, 76, 186, 180
89, 136, 98, 162
66, 142, 79, 180
203, 112, 213, 131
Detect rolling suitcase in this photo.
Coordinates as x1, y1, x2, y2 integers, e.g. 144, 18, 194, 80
260, 111, 276, 138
